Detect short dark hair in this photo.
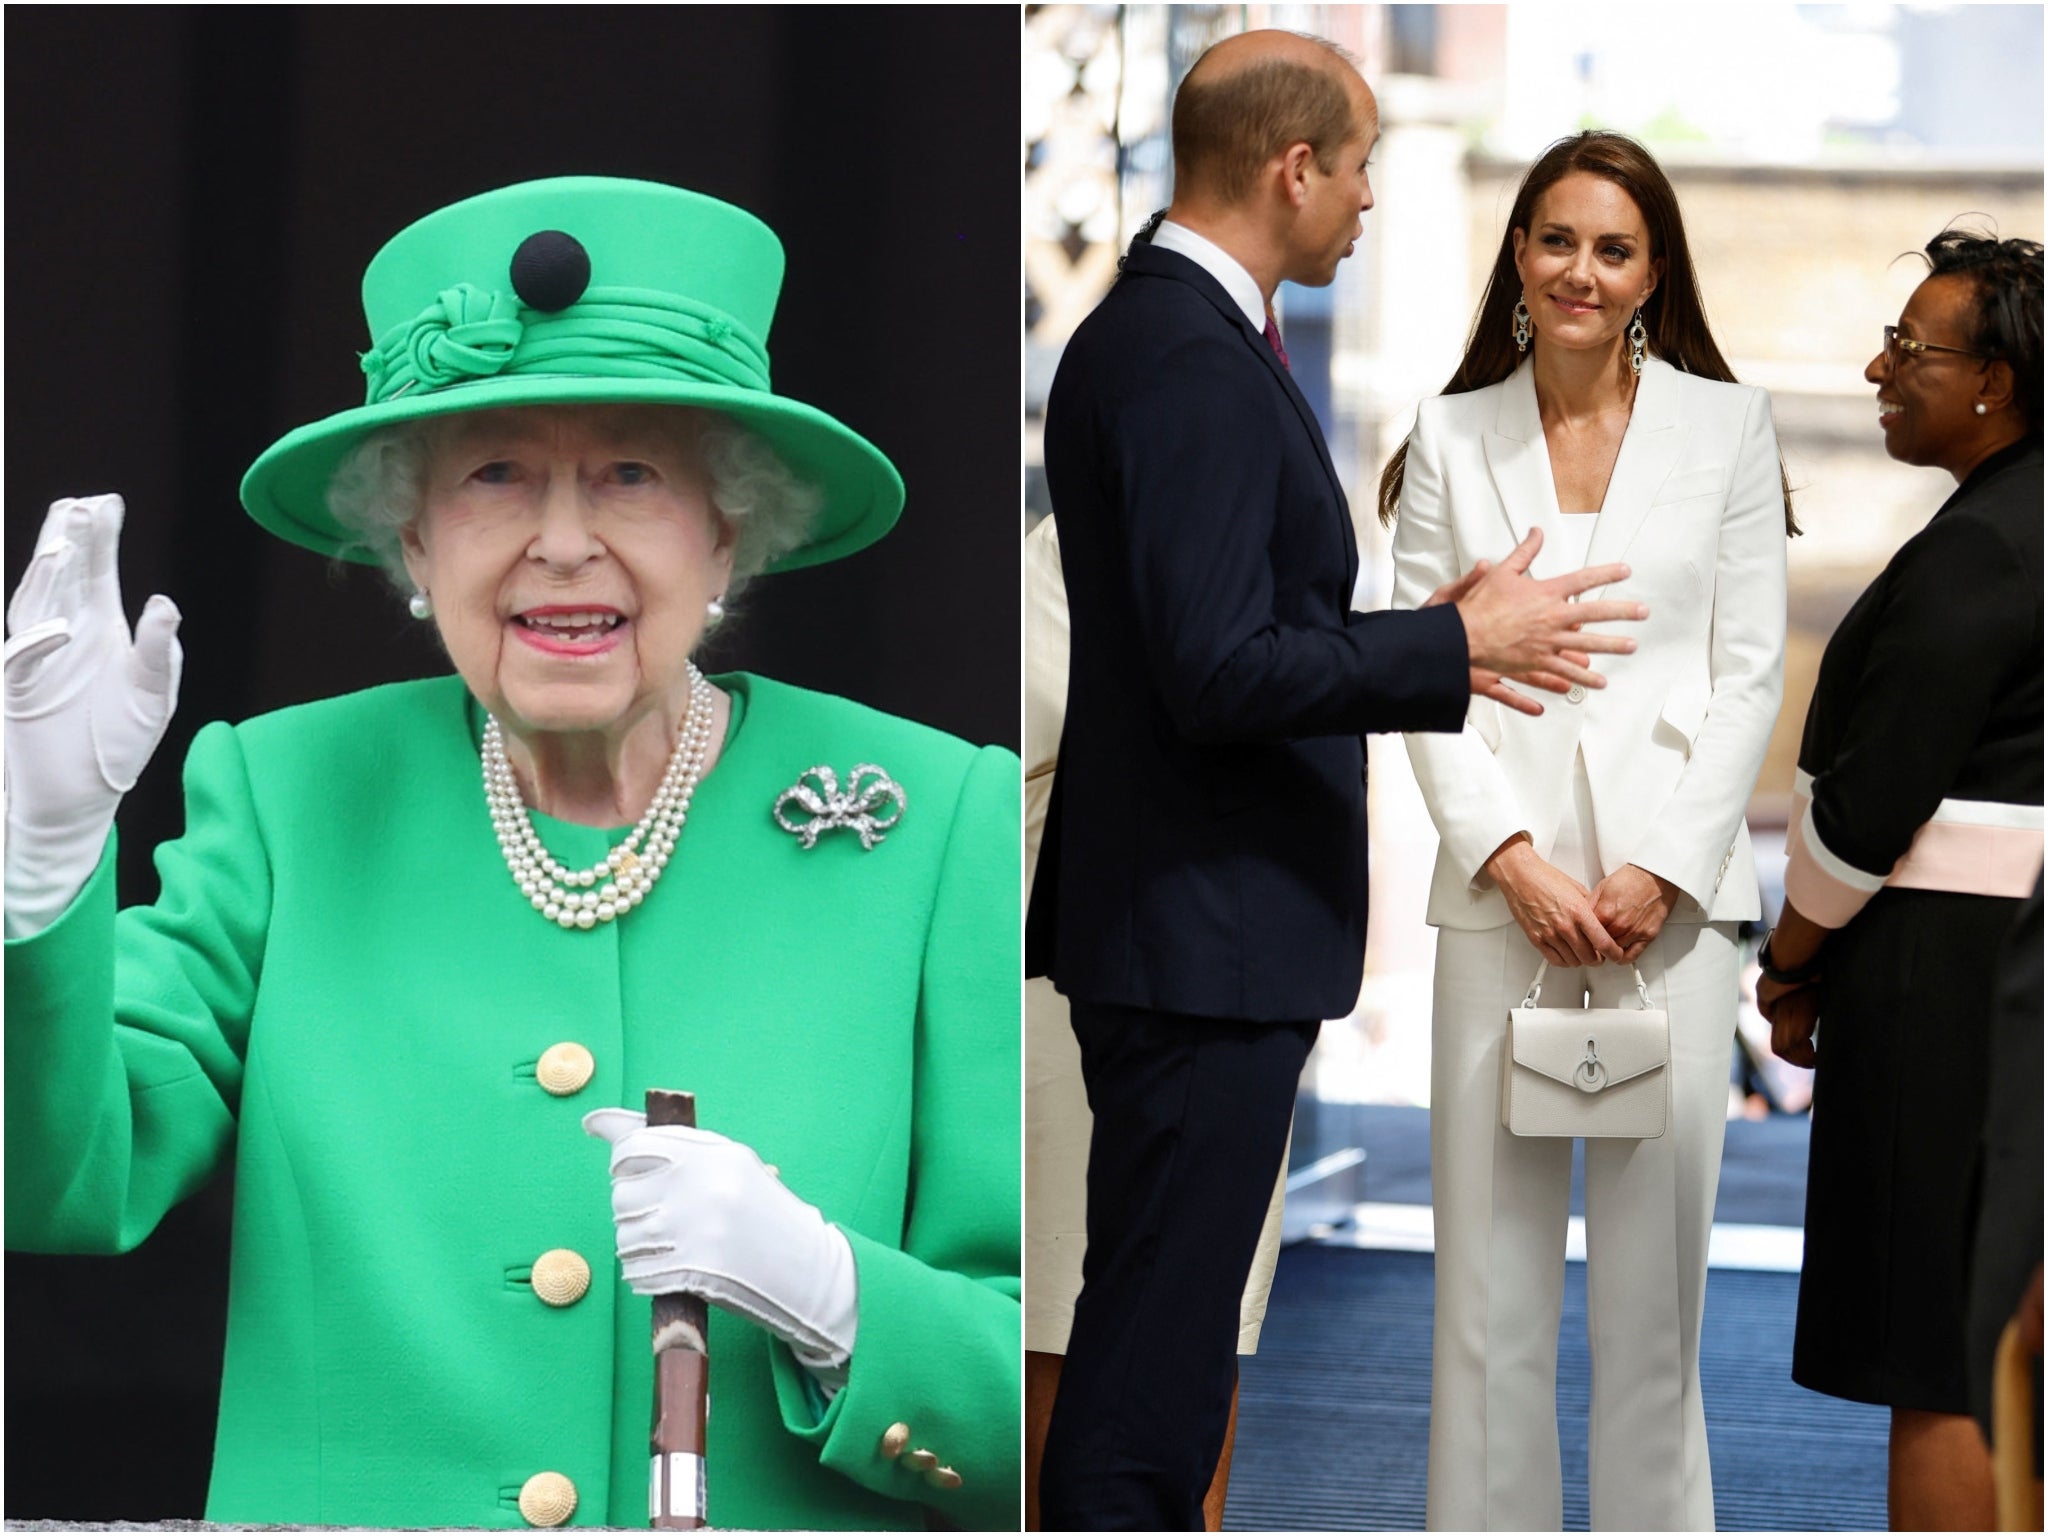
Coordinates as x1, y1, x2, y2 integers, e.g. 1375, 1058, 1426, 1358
1922, 228, 2044, 436
1172, 38, 1360, 204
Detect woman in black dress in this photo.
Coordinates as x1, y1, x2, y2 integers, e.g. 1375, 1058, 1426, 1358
1757, 230, 2042, 1530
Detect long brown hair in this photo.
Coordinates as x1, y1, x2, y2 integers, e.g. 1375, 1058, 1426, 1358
1377, 131, 1797, 534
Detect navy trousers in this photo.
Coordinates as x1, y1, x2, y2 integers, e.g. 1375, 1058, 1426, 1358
1038, 998, 1316, 1531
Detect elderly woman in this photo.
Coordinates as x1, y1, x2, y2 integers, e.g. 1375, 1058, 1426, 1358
1758, 230, 2042, 1531
3, 177, 1020, 1531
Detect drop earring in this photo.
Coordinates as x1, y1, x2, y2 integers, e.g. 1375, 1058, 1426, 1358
1512, 299, 1532, 352
1628, 309, 1648, 375
408, 589, 434, 620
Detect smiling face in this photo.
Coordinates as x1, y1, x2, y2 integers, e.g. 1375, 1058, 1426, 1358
1865, 273, 1995, 473
1512, 172, 1661, 358
400, 405, 736, 744
1285, 71, 1378, 288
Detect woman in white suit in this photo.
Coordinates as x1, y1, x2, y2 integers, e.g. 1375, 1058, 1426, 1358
1383, 132, 1792, 1531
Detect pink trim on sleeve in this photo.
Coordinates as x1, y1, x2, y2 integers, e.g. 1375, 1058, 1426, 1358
1786, 788, 2045, 928
1889, 819, 2044, 898
1783, 799, 1881, 928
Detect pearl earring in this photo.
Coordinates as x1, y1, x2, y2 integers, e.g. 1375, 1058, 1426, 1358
706, 594, 726, 624
1975, 403, 1989, 416
408, 590, 434, 620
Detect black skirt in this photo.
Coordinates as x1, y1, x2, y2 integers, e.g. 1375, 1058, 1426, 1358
1792, 885, 2024, 1412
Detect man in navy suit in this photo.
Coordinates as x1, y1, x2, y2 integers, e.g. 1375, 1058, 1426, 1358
1027, 29, 1646, 1530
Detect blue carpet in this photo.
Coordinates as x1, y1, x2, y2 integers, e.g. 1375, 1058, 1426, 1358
1295, 1102, 1815, 1228
1226, 1247, 1888, 1531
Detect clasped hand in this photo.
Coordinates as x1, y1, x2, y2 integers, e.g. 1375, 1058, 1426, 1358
1487, 836, 1677, 967
1755, 975, 1820, 1070
584, 1109, 858, 1377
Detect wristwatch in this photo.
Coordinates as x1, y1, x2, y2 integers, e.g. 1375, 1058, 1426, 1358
1758, 926, 1821, 986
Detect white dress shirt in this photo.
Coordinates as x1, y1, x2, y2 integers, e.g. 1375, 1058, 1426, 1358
1547, 514, 1603, 888
1150, 220, 1266, 331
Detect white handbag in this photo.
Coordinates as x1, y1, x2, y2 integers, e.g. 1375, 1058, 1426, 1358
1498, 961, 1670, 1139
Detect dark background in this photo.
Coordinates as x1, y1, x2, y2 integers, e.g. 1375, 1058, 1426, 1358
5, 5, 1019, 1519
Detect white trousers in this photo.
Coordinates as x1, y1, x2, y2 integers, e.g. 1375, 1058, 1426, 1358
1425, 920, 1738, 1531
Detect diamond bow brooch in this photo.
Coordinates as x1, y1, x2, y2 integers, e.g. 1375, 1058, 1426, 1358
773, 764, 907, 851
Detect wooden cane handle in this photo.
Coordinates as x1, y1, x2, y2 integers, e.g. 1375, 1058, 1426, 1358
647, 1089, 708, 1531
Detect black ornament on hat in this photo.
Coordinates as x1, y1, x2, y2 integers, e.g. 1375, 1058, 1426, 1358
510, 230, 592, 312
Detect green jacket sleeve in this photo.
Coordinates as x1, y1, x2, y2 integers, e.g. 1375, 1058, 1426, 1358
767, 743, 1022, 1530
5, 721, 268, 1253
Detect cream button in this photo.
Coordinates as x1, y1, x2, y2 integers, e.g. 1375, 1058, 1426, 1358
531, 1249, 592, 1308
879, 1422, 912, 1459
1565, 684, 1586, 705
902, 1448, 939, 1474
518, 1471, 577, 1527
926, 1465, 964, 1490
537, 1042, 595, 1096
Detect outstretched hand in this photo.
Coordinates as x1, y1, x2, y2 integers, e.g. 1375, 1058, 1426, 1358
1424, 560, 1491, 609
1453, 528, 1645, 707
1429, 558, 1563, 717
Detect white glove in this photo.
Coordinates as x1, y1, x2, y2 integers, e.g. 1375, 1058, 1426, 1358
4, 495, 182, 939
584, 1109, 860, 1387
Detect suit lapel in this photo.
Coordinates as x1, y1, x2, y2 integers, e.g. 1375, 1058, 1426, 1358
1483, 361, 1558, 553
1259, 336, 1360, 592
1249, 318, 1346, 504
1585, 357, 1687, 578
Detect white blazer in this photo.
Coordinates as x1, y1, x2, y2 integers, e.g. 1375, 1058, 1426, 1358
1392, 356, 1787, 931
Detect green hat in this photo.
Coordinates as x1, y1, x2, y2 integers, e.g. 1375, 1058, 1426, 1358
241, 176, 904, 572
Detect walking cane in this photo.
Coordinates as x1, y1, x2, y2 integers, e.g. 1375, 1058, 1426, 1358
647, 1089, 709, 1530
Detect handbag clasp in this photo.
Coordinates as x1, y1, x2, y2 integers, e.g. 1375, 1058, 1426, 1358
1574, 1037, 1608, 1093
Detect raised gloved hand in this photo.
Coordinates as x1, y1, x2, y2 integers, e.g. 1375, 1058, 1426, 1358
584, 1109, 859, 1386
5, 495, 183, 939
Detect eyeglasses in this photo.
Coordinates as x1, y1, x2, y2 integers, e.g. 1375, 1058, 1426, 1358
1882, 325, 1995, 366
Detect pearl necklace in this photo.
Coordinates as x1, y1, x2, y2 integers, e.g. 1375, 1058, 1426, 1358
482, 663, 714, 929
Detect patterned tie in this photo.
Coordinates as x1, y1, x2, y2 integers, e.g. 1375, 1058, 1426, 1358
1263, 313, 1291, 372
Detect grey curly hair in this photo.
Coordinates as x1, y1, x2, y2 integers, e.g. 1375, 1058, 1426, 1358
325, 408, 824, 613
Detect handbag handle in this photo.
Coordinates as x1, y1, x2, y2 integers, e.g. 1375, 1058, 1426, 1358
1518, 960, 1652, 1010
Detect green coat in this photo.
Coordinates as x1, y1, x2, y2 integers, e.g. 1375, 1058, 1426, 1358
5, 673, 1022, 1530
